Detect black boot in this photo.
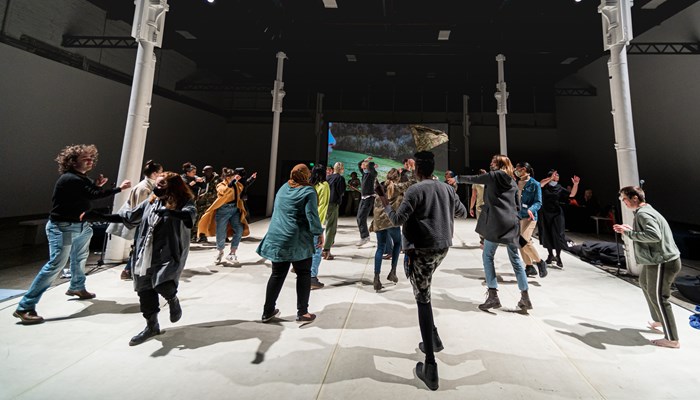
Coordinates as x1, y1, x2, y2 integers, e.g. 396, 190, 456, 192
419, 326, 444, 353
386, 266, 398, 284
517, 290, 533, 310
168, 296, 182, 323
129, 314, 162, 346
478, 288, 501, 311
373, 273, 383, 292
536, 260, 548, 278
525, 265, 537, 277
416, 361, 439, 391
555, 256, 564, 268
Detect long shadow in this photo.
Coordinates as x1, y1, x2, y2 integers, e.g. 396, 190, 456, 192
383, 290, 483, 314
180, 268, 218, 279
150, 318, 285, 364
42, 299, 141, 322
546, 318, 654, 350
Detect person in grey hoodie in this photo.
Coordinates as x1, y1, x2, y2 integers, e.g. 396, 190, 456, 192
448, 154, 532, 312
614, 186, 682, 349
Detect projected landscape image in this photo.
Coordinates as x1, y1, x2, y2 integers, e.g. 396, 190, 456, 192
327, 122, 448, 182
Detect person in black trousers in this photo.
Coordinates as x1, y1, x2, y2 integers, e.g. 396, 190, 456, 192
356, 157, 377, 246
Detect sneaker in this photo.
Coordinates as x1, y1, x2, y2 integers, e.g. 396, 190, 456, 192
296, 313, 317, 323
225, 254, 238, 263
120, 269, 133, 281
215, 250, 224, 264
60, 268, 71, 279
310, 277, 325, 290
356, 237, 370, 247
262, 308, 280, 323
382, 253, 391, 260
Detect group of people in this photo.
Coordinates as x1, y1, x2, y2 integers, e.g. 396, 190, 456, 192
12, 144, 684, 392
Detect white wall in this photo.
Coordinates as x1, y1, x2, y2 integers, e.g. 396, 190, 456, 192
555, 2, 700, 225
0, 43, 227, 218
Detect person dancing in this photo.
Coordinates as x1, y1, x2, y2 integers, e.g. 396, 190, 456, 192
83, 172, 195, 346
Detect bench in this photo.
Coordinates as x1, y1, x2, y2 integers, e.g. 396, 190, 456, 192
19, 219, 48, 245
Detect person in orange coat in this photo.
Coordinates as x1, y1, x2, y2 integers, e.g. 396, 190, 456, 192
197, 168, 250, 264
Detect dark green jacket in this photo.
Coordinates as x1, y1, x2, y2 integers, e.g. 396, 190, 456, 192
625, 204, 680, 265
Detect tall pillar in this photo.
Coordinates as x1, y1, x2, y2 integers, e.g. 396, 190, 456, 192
314, 92, 324, 164
462, 95, 471, 168
266, 52, 287, 216
105, 0, 168, 262
599, 0, 641, 275
494, 54, 508, 155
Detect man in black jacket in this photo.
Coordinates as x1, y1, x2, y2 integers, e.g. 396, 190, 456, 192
13, 144, 131, 325
356, 157, 377, 246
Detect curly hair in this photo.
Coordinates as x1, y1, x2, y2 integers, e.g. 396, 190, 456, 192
55, 144, 98, 174
152, 171, 195, 209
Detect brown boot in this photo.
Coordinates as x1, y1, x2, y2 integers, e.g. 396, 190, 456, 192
373, 273, 384, 292
517, 290, 533, 310
478, 288, 501, 311
386, 266, 398, 284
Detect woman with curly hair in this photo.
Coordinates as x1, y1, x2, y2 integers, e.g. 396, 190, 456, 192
83, 172, 195, 346
13, 144, 131, 325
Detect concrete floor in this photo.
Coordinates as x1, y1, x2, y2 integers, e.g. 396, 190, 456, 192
1, 217, 698, 400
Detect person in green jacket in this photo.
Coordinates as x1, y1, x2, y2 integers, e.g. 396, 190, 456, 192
257, 164, 323, 324
614, 186, 682, 349
310, 164, 330, 289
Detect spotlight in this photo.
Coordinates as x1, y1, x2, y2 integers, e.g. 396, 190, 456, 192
207, 0, 215, 4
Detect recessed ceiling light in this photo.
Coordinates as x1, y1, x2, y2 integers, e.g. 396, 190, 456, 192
561, 57, 578, 64
386, 71, 396, 76
438, 30, 451, 41
176, 30, 197, 39
323, 0, 338, 8
207, 0, 215, 4
346, 54, 357, 62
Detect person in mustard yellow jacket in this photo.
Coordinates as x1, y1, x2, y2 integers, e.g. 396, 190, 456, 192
197, 168, 250, 265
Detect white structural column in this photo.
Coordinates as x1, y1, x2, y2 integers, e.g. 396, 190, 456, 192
494, 54, 508, 155
462, 95, 471, 168
105, 0, 169, 262
599, 0, 641, 275
266, 52, 288, 216
314, 92, 325, 164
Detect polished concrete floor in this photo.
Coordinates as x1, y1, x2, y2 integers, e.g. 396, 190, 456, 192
1, 217, 698, 400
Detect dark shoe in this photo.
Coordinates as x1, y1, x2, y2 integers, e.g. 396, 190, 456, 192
382, 253, 391, 260
129, 315, 162, 346
373, 273, 383, 292
525, 265, 537, 277
545, 255, 554, 265
536, 260, 548, 278
387, 268, 398, 284
262, 308, 280, 323
296, 313, 316, 323
478, 288, 501, 311
65, 289, 96, 299
310, 277, 325, 290
197, 235, 208, 243
120, 269, 132, 281
167, 296, 182, 323
517, 290, 533, 310
419, 326, 445, 353
555, 256, 564, 268
416, 361, 439, 391
13, 310, 44, 325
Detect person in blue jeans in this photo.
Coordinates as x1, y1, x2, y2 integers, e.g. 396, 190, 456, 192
197, 167, 249, 265
14, 144, 131, 325
448, 154, 532, 312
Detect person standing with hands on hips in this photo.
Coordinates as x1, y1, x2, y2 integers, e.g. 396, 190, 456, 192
13, 144, 131, 325
614, 186, 682, 349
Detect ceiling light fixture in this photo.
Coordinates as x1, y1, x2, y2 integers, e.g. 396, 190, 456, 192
322, 0, 338, 8
642, 0, 668, 9
346, 54, 357, 62
176, 30, 197, 39
386, 71, 396, 76
561, 57, 578, 64
207, 0, 215, 4
438, 30, 451, 41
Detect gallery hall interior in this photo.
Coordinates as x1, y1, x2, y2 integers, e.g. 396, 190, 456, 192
1, 0, 699, 399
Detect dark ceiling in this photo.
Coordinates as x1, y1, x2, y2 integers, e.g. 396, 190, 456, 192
86, 0, 696, 113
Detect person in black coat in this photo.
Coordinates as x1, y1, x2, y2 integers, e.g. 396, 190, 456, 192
448, 154, 532, 311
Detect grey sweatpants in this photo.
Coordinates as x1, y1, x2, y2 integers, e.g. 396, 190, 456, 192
639, 258, 682, 341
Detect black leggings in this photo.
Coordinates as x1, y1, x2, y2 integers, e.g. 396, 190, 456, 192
137, 281, 177, 319
264, 258, 312, 317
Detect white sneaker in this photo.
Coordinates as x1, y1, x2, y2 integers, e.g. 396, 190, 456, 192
226, 254, 238, 263
215, 251, 224, 264
60, 268, 71, 279
356, 237, 370, 247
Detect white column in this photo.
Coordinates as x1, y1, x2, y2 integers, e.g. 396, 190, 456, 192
600, 0, 641, 275
105, 0, 168, 262
266, 52, 287, 216
314, 92, 324, 164
462, 95, 470, 168
494, 54, 508, 155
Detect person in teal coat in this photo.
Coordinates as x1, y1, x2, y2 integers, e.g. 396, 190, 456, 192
257, 164, 323, 323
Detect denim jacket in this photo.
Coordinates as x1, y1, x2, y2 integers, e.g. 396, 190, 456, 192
518, 177, 542, 221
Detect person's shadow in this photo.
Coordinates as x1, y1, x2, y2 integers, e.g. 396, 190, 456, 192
546, 317, 655, 350
42, 299, 141, 322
